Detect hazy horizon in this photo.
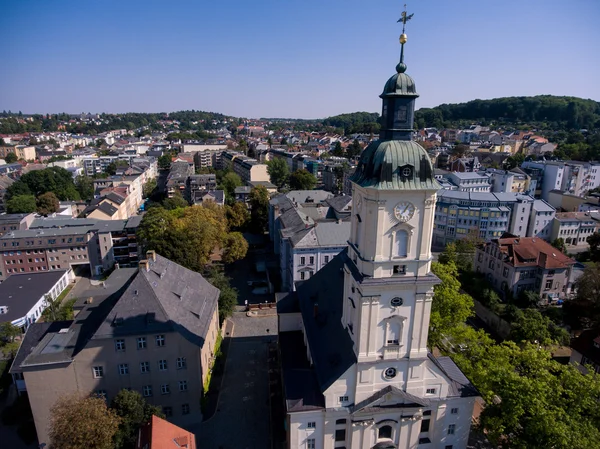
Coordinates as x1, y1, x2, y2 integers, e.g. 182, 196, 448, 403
1, 0, 598, 119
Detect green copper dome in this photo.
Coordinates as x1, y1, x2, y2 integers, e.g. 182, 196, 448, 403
381, 63, 418, 97
351, 139, 440, 190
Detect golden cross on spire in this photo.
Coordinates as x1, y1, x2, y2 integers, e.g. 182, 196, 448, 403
396, 4, 413, 66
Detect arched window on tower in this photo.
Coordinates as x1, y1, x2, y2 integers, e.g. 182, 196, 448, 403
386, 320, 401, 346
356, 214, 363, 249
378, 425, 393, 440
395, 230, 408, 257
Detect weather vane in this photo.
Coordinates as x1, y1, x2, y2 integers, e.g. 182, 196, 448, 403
397, 4, 413, 65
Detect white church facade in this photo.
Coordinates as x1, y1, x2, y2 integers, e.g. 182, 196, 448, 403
276, 15, 479, 449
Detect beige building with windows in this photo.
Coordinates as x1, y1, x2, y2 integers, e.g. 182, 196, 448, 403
474, 236, 576, 301
10, 252, 220, 446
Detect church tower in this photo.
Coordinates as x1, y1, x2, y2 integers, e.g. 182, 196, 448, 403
278, 9, 479, 449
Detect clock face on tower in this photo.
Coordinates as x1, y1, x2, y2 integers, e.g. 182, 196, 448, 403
394, 201, 415, 222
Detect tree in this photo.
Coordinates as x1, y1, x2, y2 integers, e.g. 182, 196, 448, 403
248, 186, 269, 233
95, 138, 106, 147
207, 268, 238, 324
428, 261, 475, 348
110, 389, 163, 449
0, 322, 21, 342
504, 152, 525, 170
220, 172, 242, 203
587, 232, 600, 261
222, 232, 249, 264
551, 237, 566, 253
37, 191, 60, 215
157, 154, 172, 170
4, 152, 18, 163
452, 144, 470, 158
564, 263, 600, 330
142, 178, 157, 199
161, 193, 189, 210
49, 394, 120, 449
267, 137, 273, 148
267, 158, 289, 189
75, 175, 95, 201
6, 166, 80, 201
346, 139, 363, 158
226, 202, 249, 230
6, 194, 36, 213
509, 308, 569, 346
332, 141, 344, 156
289, 169, 317, 191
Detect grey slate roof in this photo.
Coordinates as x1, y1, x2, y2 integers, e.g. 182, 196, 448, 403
97, 201, 119, 217
293, 221, 351, 248
294, 250, 356, 392
94, 254, 219, 347
286, 190, 334, 205
0, 271, 68, 325
428, 354, 479, 398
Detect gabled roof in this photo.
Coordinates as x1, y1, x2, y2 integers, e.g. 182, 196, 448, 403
295, 249, 356, 391
352, 385, 431, 414
493, 236, 575, 269
428, 354, 479, 398
137, 415, 196, 449
94, 254, 219, 346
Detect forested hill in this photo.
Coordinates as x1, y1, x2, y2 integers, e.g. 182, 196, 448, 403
414, 95, 600, 131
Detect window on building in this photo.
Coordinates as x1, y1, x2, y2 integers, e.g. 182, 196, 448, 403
339, 396, 349, 403
309, 270, 314, 278
156, 335, 165, 346
92, 366, 104, 378
545, 279, 552, 290
503, 267, 509, 278
336, 419, 347, 425
445, 446, 453, 449
161, 384, 170, 395
182, 403, 190, 415
324, 255, 330, 264
163, 406, 172, 417
118, 364, 129, 375
158, 359, 167, 371
300, 272, 305, 280
309, 256, 314, 264
448, 424, 456, 435
137, 337, 146, 349
143, 385, 152, 397
393, 265, 406, 275
451, 407, 459, 414
335, 429, 346, 442
115, 339, 125, 352
395, 230, 408, 257
300, 256, 306, 265
420, 417, 430, 432
179, 380, 188, 392
140, 362, 150, 373
95, 390, 107, 401
378, 425, 392, 439
386, 321, 401, 345
426, 388, 436, 394
307, 438, 316, 449
177, 357, 187, 369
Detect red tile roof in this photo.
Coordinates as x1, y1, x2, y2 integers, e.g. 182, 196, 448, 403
495, 236, 575, 269
136, 415, 196, 449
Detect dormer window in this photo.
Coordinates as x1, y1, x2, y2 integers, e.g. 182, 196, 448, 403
399, 164, 413, 181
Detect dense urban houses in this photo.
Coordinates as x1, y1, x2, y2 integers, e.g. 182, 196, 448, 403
276, 43, 478, 449
521, 160, 600, 200
0, 269, 72, 331
220, 150, 270, 183
474, 236, 576, 301
10, 251, 220, 446
192, 190, 225, 206
550, 211, 600, 247
0, 216, 142, 281
487, 168, 531, 194
0, 213, 35, 236
432, 191, 535, 247
166, 161, 194, 198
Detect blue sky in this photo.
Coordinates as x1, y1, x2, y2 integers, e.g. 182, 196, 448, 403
1, 0, 598, 119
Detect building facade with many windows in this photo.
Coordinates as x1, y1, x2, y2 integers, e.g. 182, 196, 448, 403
11, 252, 220, 446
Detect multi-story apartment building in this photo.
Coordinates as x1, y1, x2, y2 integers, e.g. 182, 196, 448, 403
0, 216, 142, 280
0, 145, 36, 161
526, 200, 556, 241
474, 236, 576, 301
0, 213, 35, 236
433, 191, 534, 247
166, 161, 194, 199
10, 252, 220, 446
277, 48, 478, 449
488, 168, 531, 194
445, 172, 491, 192
221, 150, 269, 183
521, 160, 600, 200
550, 212, 600, 247
187, 174, 217, 201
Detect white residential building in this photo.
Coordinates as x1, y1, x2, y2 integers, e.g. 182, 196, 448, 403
526, 200, 556, 241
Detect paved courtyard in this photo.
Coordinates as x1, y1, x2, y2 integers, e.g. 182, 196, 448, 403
193, 312, 277, 449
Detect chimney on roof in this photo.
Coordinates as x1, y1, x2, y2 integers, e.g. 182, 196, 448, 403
146, 250, 156, 262
139, 260, 150, 272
